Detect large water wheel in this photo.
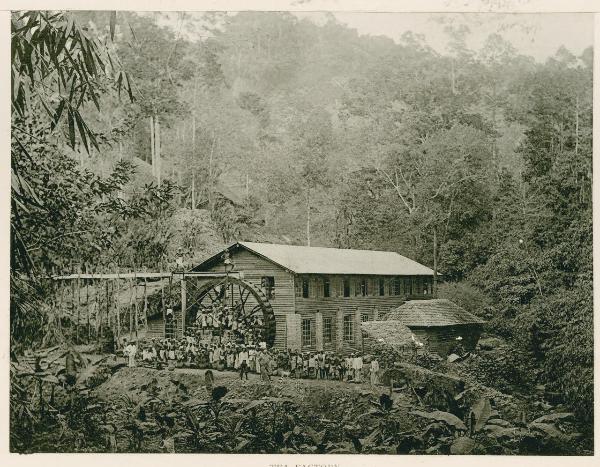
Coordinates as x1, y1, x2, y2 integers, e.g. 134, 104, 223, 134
184, 276, 276, 347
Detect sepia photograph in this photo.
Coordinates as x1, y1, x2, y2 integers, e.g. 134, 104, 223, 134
8, 1, 595, 457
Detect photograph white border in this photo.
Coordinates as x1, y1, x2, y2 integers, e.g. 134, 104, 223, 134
1, 1, 598, 466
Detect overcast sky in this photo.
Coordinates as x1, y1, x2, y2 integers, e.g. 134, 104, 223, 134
298, 12, 593, 60
154, 11, 593, 61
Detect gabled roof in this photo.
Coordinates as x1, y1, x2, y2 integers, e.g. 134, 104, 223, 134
386, 299, 485, 327
192, 241, 434, 276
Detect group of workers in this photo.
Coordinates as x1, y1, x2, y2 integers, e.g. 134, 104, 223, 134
121, 333, 382, 386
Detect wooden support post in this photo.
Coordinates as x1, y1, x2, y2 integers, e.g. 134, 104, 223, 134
94, 277, 100, 342
143, 277, 148, 330
134, 272, 139, 340
115, 269, 121, 347
127, 274, 135, 343
180, 274, 186, 338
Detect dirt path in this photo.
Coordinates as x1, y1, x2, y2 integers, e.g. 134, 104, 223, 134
93, 365, 400, 405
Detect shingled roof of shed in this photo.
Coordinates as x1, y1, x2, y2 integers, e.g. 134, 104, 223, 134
386, 299, 485, 327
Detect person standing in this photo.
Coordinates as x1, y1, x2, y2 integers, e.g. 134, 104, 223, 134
353, 353, 363, 383
314, 352, 321, 379
167, 340, 175, 361
308, 353, 316, 379
259, 351, 271, 382
297, 352, 304, 379
319, 352, 327, 379
345, 354, 353, 381
129, 341, 138, 368
239, 345, 249, 373
239, 358, 249, 380
370, 357, 380, 386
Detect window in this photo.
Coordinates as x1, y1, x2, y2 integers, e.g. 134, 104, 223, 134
261, 276, 275, 300
302, 278, 309, 298
315, 278, 323, 298
393, 277, 401, 295
361, 313, 370, 322
405, 277, 412, 295
358, 278, 367, 296
323, 317, 332, 343
416, 277, 423, 295
343, 278, 350, 297
302, 319, 313, 347
343, 315, 354, 342
324, 277, 330, 297
379, 278, 385, 296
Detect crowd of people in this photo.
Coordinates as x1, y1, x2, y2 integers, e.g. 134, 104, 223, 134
121, 331, 382, 385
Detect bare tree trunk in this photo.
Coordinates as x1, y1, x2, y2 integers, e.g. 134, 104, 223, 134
155, 116, 161, 186
150, 116, 155, 174
575, 95, 579, 156
208, 130, 216, 213
191, 172, 195, 210
104, 280, 109, 339
178, 170, 182, 206
451, 59, 457, 95
433, 226, 438, 298
306, 187, 311, 247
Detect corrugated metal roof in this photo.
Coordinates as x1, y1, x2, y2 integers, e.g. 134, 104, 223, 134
386, 299, 485, 327
237, 242, 434, 276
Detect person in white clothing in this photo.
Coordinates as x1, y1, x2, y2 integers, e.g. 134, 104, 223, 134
352, 354, 363, 383
370, 358, 379, 386
125, 342, 137, 368
345, 355, 353, 381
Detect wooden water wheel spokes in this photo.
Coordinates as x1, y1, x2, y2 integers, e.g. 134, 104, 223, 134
185, 276, 276, 347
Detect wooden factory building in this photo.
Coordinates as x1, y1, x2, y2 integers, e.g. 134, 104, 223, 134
191, 241, 435, 351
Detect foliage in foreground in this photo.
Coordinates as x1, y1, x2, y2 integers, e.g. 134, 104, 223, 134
9, 354, 593, 455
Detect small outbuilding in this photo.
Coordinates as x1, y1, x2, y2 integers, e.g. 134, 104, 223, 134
361, 320, 416, 357
384, 299, 485, 356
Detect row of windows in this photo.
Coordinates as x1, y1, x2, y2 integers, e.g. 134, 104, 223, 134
295, 276, 432, 299
301, 313, 373, 347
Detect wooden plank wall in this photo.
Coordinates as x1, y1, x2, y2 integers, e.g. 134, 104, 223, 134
293, 275, 435, 352
410, 324, 483, 356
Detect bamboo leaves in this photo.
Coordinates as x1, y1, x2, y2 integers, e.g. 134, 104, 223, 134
11, 11, 133, 153
109, 12, 117, 41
